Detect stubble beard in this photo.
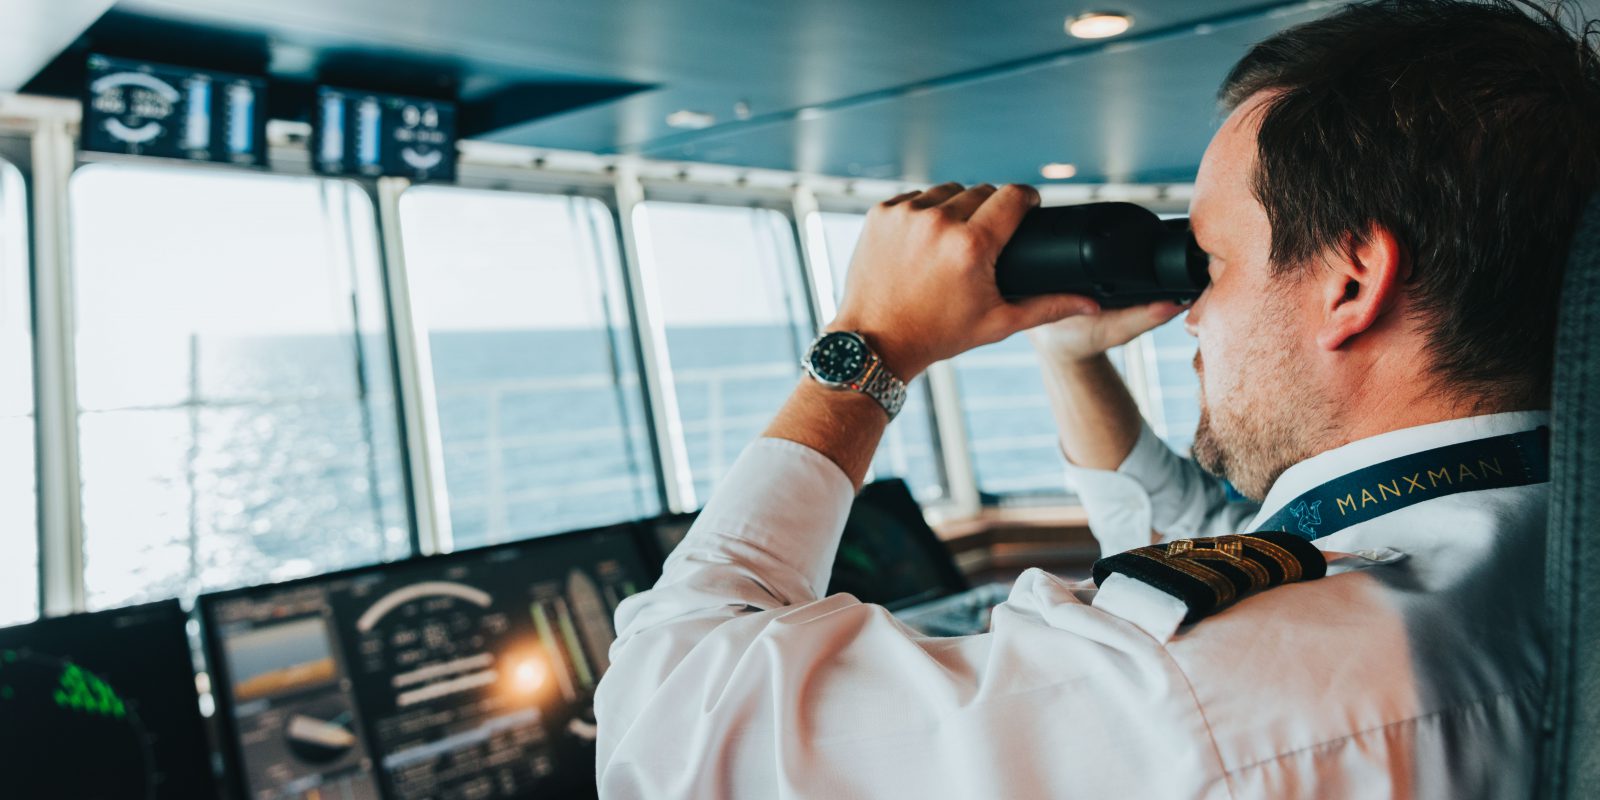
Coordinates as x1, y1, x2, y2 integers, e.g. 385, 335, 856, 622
1189, 303, 1330, 502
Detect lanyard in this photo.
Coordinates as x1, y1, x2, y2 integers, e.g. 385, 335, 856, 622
1252, 427, 1550, 541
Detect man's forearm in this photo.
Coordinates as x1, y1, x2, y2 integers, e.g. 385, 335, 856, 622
762, 379, 888, 490
1038, 352, 1144, 471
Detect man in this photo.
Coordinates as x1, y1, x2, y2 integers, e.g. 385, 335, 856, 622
596, 1, 1600, 796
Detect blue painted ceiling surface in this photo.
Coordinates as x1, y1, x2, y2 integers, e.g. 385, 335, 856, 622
23, 0, 1598, 183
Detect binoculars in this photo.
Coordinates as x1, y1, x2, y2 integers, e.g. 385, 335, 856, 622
994, 202, 1210, 308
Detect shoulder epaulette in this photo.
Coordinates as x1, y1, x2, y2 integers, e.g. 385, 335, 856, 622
1091, 532, 1326, 624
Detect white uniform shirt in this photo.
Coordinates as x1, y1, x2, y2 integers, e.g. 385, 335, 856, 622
595, 411, 1549, 799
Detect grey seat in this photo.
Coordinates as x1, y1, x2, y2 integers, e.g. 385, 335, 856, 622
1538, 194, 1600, 796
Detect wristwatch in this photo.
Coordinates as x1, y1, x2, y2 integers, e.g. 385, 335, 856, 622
801, 330, 908, 420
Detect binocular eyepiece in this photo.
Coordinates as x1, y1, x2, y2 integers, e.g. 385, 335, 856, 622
994, 202, 1210, 308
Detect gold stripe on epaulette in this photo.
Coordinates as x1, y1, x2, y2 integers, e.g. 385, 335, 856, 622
1173, 535, 1272, 590
1237, 536, 1303, 582
1127, 547, 1237, 606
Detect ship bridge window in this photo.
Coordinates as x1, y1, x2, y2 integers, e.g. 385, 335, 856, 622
0, 158, 35, 624
816, 211, 947, 502
1142, 321, 1201, 455
954, 334, 1087, 499
69, 164, 410, 610
636, 201, 813, 504
397, 187, 659, 547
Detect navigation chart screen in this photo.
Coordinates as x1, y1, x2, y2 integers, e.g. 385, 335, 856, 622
201, 524, 654, 800
0, 599, 218, 800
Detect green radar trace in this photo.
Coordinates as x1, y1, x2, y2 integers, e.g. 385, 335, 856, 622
53, 661, 128, 719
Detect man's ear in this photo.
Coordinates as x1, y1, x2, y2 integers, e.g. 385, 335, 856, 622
1315, 223, 1406, 351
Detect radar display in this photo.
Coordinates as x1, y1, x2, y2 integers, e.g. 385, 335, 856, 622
0, 599, 218, 799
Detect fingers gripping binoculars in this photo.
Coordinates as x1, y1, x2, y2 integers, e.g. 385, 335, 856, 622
994, 202, 1210, 308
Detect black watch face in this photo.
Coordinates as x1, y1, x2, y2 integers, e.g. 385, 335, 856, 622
810, 333, 869, 383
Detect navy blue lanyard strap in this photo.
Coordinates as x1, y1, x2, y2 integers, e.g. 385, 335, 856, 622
1252, 427, 1550, 541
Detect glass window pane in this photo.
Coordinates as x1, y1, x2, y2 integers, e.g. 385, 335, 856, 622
398, 187, 659, 548
819, 212, 865, 295
0, 159, 36, 624
953, 339, 1073, 499
70, 164, 410, 610
1142, 320, 1200, 455
639, 202, 812, 502
816, 211, 946, 501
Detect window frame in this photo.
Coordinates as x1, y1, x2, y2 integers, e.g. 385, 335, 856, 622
632, 187, 817, 507
391, 180, 666, 547
63, 157, 415, 610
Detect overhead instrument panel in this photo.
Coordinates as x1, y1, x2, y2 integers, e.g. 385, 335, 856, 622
201, 524, 656, 800
313, 86, 457, 182
0, 599, 219, 800
82, 54, 267, 166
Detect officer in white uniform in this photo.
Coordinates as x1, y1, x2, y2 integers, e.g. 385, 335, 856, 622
596, 2, 1594, 797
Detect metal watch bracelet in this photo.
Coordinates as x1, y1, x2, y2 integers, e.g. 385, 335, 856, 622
857, 357, 908, 420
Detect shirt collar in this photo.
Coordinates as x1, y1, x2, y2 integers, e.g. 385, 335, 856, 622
1246, 410, 1551, 543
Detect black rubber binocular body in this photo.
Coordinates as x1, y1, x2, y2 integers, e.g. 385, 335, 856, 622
994, 202, 1209, 308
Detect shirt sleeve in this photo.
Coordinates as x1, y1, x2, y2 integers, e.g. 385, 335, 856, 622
593, 438, 1223, 799
1062, 422, 1261, 555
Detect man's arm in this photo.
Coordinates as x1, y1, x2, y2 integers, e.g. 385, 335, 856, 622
1026, 302, 1261, 548
1035, 348, 1150, 470
763, 182, 1098, 484
597, 183, 1113, 794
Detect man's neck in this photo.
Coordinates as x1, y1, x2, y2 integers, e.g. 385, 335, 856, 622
1322, 378, 1536, 455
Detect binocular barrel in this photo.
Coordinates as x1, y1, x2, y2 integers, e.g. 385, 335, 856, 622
994, 202, 1210, 308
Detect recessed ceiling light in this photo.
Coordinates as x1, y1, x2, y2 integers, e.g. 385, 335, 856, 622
1041, 162, 1078, 180
1066, 11, 1133, 39
665, 110, 715, 130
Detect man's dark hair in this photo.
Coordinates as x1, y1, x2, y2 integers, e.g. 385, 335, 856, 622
1220, 0, 1600, 405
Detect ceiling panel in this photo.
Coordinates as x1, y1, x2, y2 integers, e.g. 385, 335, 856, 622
11, 0, 1600, 183
635, 6, 1333, 184
112, 0, 1302, 165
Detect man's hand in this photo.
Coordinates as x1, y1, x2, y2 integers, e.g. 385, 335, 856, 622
1027, 301, 1189, 365
830, 182, 1102, 380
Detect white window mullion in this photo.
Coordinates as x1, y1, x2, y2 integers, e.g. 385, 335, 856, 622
31, 118, 85, 615
374, 175, 454, 555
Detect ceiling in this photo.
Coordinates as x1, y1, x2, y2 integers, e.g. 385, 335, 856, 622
7, 0, 1595, 184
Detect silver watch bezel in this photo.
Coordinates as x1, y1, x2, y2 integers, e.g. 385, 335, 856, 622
802, 330, 907, 419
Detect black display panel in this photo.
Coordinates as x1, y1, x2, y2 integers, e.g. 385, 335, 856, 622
0, 599, 218, 799
82, 54, 267, 166
826, 479, 970, 610
313, 87, 456, 182
201, 524, 656, 800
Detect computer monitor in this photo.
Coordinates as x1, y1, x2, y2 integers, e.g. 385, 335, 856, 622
0, 599, 218, 799
827, 479, 970, 610
199, 523, 657, 800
